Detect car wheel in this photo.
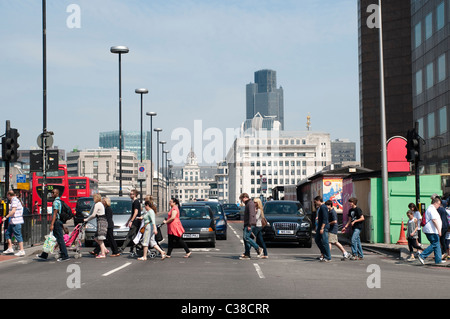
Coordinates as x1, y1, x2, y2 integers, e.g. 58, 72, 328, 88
301, 239, 312, 248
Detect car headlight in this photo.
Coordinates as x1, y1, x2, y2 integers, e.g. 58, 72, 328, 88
300, 222, 310, 228
216, 220, 225, 227
201, 227, 214, 232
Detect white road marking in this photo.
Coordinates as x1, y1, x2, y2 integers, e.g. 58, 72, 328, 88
102, 262, 132, 277
253, 263, 265, 279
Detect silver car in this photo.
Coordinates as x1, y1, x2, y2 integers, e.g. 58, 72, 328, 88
84, 196, 133, 247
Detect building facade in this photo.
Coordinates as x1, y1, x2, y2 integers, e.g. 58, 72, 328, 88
226, 122, 331, 204
99, 131, 151, 162
246, 69, 285, 130
412, 0, 450, 174
331, 139, 357, 165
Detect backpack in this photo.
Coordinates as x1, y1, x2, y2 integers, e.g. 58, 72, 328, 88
420, 211, 427, 227
59, 200, 75, 223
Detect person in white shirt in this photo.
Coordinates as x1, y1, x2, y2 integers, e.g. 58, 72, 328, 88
3, 191, 25, 256
418, 197, 445, 265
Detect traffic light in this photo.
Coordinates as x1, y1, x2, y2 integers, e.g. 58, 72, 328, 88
2, 127, 20, 162
406, 129, 420, 163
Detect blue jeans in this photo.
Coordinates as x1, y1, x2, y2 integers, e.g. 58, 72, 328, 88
252, 226, 268, 256
5, 223, 23, 243
351, 228, 363, 258
315, 229, 331, 260
419, 233, 442, 264
53, 220, 68, 259
243, 226, 259, 256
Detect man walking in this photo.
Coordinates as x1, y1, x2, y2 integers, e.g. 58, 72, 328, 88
325, 200, 351, 260
314, 196, 331, 262
239, 193, 262, 260
38, 189, 69, 261
342, 197, 365, 260
418, 197, 445, 265
119, 189, 141, 254
3, 191, 25, 257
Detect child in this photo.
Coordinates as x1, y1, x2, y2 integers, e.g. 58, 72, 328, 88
405, 210, 423, 261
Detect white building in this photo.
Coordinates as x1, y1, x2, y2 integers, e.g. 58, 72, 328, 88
66, 148, 153, 195
226, 116, 331, 203
171, 151, 216, 202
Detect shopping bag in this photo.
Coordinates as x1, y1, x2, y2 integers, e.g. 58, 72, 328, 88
43, 232, 57, 253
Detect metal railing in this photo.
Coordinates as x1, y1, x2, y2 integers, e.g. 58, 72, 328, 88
2, 214, 51, 248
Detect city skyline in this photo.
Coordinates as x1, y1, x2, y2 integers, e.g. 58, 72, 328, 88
0, 0, 359, 165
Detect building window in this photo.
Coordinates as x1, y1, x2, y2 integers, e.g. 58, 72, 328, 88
439, 106, 447, 134
425, 12, 433, 40
418, 117, 424, 138
428, 113, 435, 138
416, 70, 423, 95
437, 1, 445, 31
426, 62, 434, 89
415, 22, 422, 48
438, 53, 446, 82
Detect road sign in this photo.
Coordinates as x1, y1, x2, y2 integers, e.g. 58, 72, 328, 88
138, 163, 146, 181
16, 174, 26, 183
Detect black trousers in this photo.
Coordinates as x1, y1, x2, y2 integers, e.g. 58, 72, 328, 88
120, 223, 139, 252
167, 234, 190, 256
94, 227, 119, 255
408, 237, 422, 254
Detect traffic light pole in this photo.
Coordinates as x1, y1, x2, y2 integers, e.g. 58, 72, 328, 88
3, 121, 10, 251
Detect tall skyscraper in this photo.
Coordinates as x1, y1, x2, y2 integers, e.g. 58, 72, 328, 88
99, 131, 151, 162
246, 69, 285, 129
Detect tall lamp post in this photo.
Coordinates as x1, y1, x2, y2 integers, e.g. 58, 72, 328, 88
146, 112, 157, 196
160, 141, 167, 212
377, 1, 390, 244
154, 128, 162, 211
110, 45, 129, 197
135, 88, 148, 202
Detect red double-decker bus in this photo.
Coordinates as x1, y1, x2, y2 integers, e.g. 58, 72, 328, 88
32, 165, 70, 213
68, 176, 98, 208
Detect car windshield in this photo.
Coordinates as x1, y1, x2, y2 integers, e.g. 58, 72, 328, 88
205, 203, 224, 218
180, 207, 211, 220
110, 200, 132, 215
76, 198, 94, 211
264, 202, 304, 216
223, 204, 239, 210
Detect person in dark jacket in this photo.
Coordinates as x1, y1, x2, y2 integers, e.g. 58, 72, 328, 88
314, 196, 331, 262
239, 193, 262, 260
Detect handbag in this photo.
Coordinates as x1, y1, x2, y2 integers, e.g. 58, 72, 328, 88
261, 217, 269, 228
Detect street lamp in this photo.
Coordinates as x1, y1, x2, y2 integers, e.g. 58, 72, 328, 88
154, 128, 162, 211
160, 141, 167, 212
110, 45, 129, 196
136, 88, 148, 203
146, 112, 157, 196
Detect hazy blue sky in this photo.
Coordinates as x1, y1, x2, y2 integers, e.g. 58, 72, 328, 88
0, 0, 359, 165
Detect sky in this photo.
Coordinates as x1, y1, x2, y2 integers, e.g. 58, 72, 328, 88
0, 0, 359, 166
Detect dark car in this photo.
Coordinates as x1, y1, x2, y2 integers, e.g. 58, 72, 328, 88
179, 204, 216, 247
223, 203, 240, 220
262, 200, 312, 248
74, 197, 94, 225
186, 201, 227, 240
85, 196, 132, 247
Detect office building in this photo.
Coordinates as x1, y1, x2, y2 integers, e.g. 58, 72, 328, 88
99, 131, 151, 162
246, 69, 285, 130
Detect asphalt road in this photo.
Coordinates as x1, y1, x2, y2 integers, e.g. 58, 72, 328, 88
1, 217, 449, 304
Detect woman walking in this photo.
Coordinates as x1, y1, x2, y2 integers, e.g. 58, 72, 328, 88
85, 193, 108, 259
163, 198, 191, 259
91, 197, 120, 257
253, 198, 268, 259
137, 200, 166, 261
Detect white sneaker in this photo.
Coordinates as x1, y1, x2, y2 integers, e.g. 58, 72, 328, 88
14, 250, 25, 257
3, 248, 14, 255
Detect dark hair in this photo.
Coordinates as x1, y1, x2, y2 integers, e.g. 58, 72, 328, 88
408, 203, 417, 211
348, 197, 358, 205
171, 198, 181, 209
239, 193, 249, 201
314, 196, 323, 202
325, 200, 333, 207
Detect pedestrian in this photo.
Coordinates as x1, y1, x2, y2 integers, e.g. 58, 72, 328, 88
163, 198, 191, 259
313, 196, 331, 262
405, 210, 423, 261
92, 197, 120, 257
431, 194, 449, 259
253, 198, 268, 259
408, 203, 422, 244
239, 193, 263, 260
342, 197, 365, 261
3, 191, 25, 257
118, 189, 142, 254
325, 200, 351, 260
418, 197, 445, 265
37, 189, 69, 261
136, 200, 166, 261
85, 193, 108, 259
